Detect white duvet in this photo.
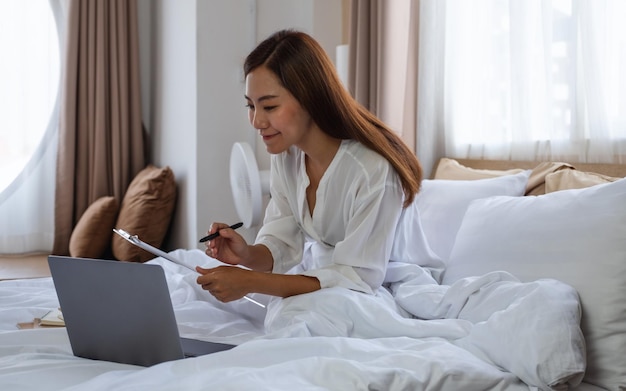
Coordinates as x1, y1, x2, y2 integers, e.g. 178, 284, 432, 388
0, 249, 586, 390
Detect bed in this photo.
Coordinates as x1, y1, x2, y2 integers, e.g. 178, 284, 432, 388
1, 158, 624, 390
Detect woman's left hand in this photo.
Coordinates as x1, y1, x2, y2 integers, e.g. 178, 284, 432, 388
196, 265, 253, 303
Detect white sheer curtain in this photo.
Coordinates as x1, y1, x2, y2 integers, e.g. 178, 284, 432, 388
0, 0, 66, 254
417, 0, 626, 173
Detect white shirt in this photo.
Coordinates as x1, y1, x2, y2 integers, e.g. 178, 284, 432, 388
255, 139, 404, 294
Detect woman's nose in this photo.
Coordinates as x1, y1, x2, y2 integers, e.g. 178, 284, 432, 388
252, 111, 268, 130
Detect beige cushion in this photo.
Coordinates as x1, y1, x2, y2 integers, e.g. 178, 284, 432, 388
69, 196, 119, 259
434, 158, 526, 180
545, 169, 622, 193
112, 165, 177, 262
525, 162, 574, 195
434, 158, 574, 195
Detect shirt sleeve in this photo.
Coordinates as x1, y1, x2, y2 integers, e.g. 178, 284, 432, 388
255, 155, 304, 274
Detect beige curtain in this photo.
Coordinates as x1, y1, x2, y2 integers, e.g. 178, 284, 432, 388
401, 0, 418, 158
348, 0, 418, 154
348, 0, 381, 114
53, 0, 146, 255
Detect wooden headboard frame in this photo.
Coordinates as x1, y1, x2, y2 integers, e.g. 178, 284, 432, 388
432, 158, 626, 179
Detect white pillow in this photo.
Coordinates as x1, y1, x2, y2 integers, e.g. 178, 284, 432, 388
415, 171, 531, 262
443, 178, 626, 390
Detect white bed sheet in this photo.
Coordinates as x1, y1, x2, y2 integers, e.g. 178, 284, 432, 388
0, 249, 587, 391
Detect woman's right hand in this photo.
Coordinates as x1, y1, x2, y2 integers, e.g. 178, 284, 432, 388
204, 222, 249, 265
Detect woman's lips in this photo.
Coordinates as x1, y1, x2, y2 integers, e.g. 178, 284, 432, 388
261, 132, 279, 141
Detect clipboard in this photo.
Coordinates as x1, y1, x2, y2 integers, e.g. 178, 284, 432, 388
113, 228, 193, 272
112, 228, 265, 308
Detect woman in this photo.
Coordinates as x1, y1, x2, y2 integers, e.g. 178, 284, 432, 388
197, 29, 422, 303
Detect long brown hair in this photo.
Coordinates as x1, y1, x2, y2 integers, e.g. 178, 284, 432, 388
244, 29, 422, 207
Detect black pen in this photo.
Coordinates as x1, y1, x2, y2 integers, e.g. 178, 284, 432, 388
199, 222, 243, 243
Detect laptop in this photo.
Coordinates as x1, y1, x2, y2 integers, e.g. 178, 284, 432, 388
48, 255, 236, 367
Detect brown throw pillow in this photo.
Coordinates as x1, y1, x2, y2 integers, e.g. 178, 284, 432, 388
69, 196, 119, 259
112, 165, 177, 262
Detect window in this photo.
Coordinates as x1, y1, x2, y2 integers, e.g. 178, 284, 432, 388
438, 0, 626, 160
0, 0, 60, 193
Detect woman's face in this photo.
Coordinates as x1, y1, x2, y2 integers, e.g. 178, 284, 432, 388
245, 66, 315, 154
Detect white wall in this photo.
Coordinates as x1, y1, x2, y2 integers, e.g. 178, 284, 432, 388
146, 0, 199, 250
143, 0, 344, 250
195, 0, 257, 244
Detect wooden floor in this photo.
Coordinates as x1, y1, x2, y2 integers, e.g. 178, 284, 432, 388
0, 253, 50, 280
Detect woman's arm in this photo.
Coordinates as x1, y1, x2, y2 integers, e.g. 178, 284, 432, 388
196, 266, 321, 302
239, 243, 274, 272
201, 227, 319, 301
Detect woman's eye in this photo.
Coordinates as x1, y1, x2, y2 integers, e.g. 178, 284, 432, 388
264, 106, 277, 111
245, 104, 254, 110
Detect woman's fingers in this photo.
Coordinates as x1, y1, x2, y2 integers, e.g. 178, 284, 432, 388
196, 266, 249, 302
